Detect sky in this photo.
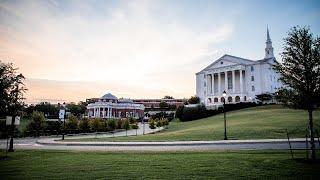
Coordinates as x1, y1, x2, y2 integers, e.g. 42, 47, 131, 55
0, 0, 319, 104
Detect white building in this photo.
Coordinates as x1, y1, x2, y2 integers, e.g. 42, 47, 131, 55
196, 28, 282, 106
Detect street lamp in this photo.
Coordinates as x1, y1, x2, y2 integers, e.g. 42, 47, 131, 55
222, 90, 228, 140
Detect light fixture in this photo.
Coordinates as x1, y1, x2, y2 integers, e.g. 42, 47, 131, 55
223, 90, 227, 97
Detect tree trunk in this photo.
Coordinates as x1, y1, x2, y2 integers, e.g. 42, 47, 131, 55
308, 109, 316, 160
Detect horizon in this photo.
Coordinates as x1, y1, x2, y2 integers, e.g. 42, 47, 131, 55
1, 0, 319, 104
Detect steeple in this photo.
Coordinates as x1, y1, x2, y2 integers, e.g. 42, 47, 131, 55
264, 26, 274, 59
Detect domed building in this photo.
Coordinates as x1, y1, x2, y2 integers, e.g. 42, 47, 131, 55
87, 93, 145, 119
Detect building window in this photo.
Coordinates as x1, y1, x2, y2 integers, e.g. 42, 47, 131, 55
252, 86, 255, 91
251, 66, 254, 72
251, 76, 254, 81
204, 82, 206, 87
221, 61, 223, 64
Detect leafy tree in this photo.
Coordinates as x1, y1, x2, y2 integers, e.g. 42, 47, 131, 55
175, 106, 184, 119
107, 119, 116, 131
27, 111, 46, 136
89, 118, 102, 132
33, 102, 59, 118
148, 118, 156, 132
159, 101, 169, 109
79, 118, 90, 132
163, 95, 174, 99
66, 115, 78, 130
131, 123, 139, 136
273, 26, 320, 160
66, 101, 87, 117
256, 93, 273, 104
116, 119, 123, 129
156, 118, 162, 130
123, 119, 130, 136
188, 96, 200, 104
0, 61, 27, 117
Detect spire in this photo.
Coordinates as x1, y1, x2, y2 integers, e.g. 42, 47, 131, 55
264, 26, 274, 59
267, 26, 271, 42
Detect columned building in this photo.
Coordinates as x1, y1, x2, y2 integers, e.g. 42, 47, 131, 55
196, 28, 282, 106
87, 93, 145, 119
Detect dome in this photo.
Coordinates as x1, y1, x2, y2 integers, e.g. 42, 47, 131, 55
101, 93, 118, 100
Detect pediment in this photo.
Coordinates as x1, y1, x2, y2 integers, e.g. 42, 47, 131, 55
199, 54, 255, 73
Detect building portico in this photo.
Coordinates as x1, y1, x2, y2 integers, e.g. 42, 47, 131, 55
196, 28, 282, 107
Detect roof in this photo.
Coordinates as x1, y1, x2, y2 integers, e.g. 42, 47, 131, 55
101, 93, 118, 100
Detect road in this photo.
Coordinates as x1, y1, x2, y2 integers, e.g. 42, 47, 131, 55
1, 137, 319, 152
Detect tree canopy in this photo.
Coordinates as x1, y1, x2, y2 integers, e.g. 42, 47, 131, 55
0, 61, 27, 117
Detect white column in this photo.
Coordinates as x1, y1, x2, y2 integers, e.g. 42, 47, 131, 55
224, 71, 228, 92
102, 108, 105, 118
240, 70, 243, 93
218, 72, 221, 94
110, 107, 113, 118
232, 70, 235, 93
211, 73, 214, 95
206, 74, 209, 95
93, 108, 96, 117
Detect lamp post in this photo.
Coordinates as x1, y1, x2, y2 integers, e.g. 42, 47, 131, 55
223, 90, 228, 140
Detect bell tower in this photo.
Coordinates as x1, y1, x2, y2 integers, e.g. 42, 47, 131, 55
265, 27, 274, 59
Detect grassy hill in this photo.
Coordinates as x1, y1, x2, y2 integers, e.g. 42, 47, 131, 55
69, 105, 320, 142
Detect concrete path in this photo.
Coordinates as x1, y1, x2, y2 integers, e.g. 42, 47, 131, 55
64, 123, 162, 140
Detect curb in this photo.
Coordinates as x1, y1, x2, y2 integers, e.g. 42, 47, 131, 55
36, 138, 307, 147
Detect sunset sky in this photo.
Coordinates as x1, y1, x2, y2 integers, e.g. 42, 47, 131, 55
0, 0, 319, 104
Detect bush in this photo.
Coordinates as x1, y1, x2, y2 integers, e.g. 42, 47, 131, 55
89, 118, 103, 132
66, 115, 78, 130
27, 111, 46, 136
149, 118, 156, 130
46, 121, 61, 134
79, 118, 90, 132
117, 119, 123, 129
178, 102, 258, 122
128, 117, 136, 124
107, 119, 116, 131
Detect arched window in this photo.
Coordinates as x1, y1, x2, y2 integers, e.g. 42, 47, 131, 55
220, 97, 225, 103
244, 96, 247, 101
208, 98, 212, 103
235, 96, 240, 102
228, 96, 232, 102
214, 98, 218, 103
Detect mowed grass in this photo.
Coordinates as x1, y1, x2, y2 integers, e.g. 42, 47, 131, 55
0, 150, 319, 179
69, 105, 320, 142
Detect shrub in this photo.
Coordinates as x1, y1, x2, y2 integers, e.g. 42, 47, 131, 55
149, 118, 156, 130
66, 115, 78, 130
128, 117, 136, 124
131, 123, 139, 136
27, 111, 46, 136
123, 119, 130, 136
79, 118, 90, 132
116, 119, 123, 129
89, 118, 103, 132
107, 119, 116, 131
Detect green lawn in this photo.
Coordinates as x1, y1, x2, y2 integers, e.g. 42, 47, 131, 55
0, 150, 319, 179
68, 105, 320, 142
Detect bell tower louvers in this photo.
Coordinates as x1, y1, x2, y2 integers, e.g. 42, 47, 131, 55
264, 27, 274, 59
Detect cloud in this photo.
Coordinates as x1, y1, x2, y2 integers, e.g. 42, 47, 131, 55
0, 0, 234, 103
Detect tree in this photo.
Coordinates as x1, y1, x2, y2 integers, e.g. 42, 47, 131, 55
33, 102, 59, 118
79, 118, 90, 132
188, 96, 200, 104
0, 61, 27, 151
66, 101, 87, 117
256, 93, 273, 104
131, 123, 139, 136
66, 115, 78, 131
27, 111, 46, 137
89, 118, 102, 132
107, 119, 116, 131
148, 118, 156, 133
273, 26, 320, 160
123, 119, 130, 136
163, 95, 174, 99
159, 101, 169, 109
